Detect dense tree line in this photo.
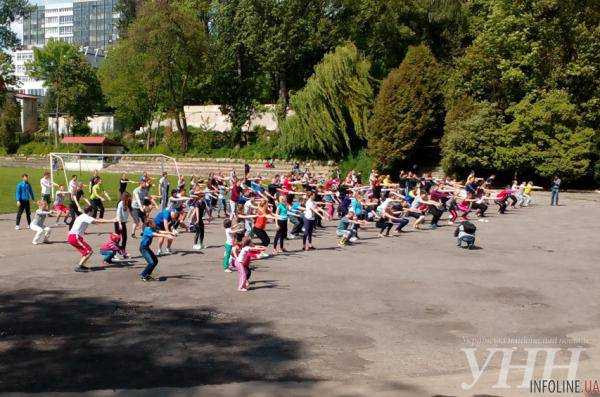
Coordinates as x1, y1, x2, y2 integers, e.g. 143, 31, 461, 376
2, 0, 599, 184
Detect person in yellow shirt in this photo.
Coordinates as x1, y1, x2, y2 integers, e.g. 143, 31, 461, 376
90, 177, 111, 218
522, 181, 534, 206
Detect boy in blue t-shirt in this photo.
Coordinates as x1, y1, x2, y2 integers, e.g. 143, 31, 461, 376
139, 219, 175, 281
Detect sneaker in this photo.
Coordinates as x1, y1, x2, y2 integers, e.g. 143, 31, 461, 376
157, 249, 164, 256
164, 248, 172, 255
224, 268, 233, 273
258, 252, 270, 259
287, 234, 296, 239
74, 265, 89, 272
140, 275, 153, 282
32, 241, 39, 245
192, 244, 202, 250
349, 237, 358, 243
14, 225, 20, 230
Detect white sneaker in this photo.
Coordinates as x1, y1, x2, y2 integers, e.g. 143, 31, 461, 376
32, 241, 39, 245
349, 237, 358, 243
157, 249, 164, 256
192, 244, 202, 250
14, 225, 20, 230
224, 268, 233, 273
164, 248, 172, 255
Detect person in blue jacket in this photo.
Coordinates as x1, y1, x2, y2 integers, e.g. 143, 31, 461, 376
15, 173, 35, 230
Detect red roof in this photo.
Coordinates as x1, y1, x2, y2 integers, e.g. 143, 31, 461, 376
61, 136, 122, 146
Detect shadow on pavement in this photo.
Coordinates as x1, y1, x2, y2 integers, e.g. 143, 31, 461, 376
0, 289, 313, 393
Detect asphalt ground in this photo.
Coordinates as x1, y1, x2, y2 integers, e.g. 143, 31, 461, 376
0, 191, 598, 397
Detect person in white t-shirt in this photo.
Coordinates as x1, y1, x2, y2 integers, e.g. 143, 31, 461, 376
68, 206, 115, 272
40, 171, 55, 205
302, 191, 326, 251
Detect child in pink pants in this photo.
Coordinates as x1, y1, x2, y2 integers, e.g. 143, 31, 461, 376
234, 236, 266, 292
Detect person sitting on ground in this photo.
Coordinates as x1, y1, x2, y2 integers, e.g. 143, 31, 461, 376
454, 220, 477, 249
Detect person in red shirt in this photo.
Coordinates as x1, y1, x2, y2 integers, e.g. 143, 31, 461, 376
495, 186, 512, 214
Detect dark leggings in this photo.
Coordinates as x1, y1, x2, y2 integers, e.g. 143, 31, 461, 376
429, 206, 443, 225
114, 222, 128, 250
16, 200, 31, 226
472, 202, 488, 217
68, 203, 81, 230
379, 221, 393, 235
273, 219, 288, 249
91, 198, 105, 218
194, 220, 205, 245
303, 218, 315, 246
252, 227, 270, 246
496, 199, 508, 214
291, 217, 303, 235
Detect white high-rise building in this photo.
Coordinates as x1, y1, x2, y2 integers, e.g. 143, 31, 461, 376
43, 3, 74, 44
11, 49, 46, 97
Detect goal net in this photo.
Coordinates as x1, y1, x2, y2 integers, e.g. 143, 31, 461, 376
49, 152, 181, 197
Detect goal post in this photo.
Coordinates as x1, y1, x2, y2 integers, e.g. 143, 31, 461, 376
49, 152, 180, 198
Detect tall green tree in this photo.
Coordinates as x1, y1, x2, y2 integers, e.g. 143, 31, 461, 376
27, 40, 102, 144
114, 0, 208, 152
233, 0, 334, 107
443, 0, 600, 183
0, 93, 20, 153
1, 0, 32, 50
279, 42, 372, 159
368, 44, 445, 171
99, 36, 158, 139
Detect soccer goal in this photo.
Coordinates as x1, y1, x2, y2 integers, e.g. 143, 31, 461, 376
49, 152, 181, 197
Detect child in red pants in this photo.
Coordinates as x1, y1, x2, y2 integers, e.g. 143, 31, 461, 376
234, 236, 266, 292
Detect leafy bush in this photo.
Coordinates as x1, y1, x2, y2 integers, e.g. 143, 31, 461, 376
339, 149, 373, 179
16, 142, 84, 155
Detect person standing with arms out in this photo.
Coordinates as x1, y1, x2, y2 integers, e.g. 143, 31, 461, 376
158, 171, 170, 210
40, 171, 54, 205
90, 177, 110, 218
15, 173, 35, 230
119, 173, 134, 196
550, 176, 561, 206
114, 192, 132, 257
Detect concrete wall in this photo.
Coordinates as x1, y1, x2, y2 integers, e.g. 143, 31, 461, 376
48, 114, 116, 135
141, 104, 281, 134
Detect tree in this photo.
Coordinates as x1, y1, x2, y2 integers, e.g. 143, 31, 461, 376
208, 0, 270, 147
441, 96, 505, 177
279, 43, 372, 159
115, 0, 208, 152
443, 0, 600, 183
498, 90, 594, 182
233, 0, 333, 107
442, 90, 594, 183
1, 0, 32, 50
27, 40, 102, 143
99, 36, 158, 140
368, 44, 445, 171
0, 93, 20, 153
0, 52, 16, 101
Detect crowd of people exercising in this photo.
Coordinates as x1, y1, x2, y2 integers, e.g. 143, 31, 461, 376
14, 164, 546, 290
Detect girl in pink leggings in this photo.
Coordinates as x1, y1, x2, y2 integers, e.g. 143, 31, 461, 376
234, 236, 267, 292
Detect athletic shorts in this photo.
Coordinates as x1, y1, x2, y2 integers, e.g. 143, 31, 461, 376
53, 204, 68, 213
131, 208, 146, 223
68, 234, 92, 256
